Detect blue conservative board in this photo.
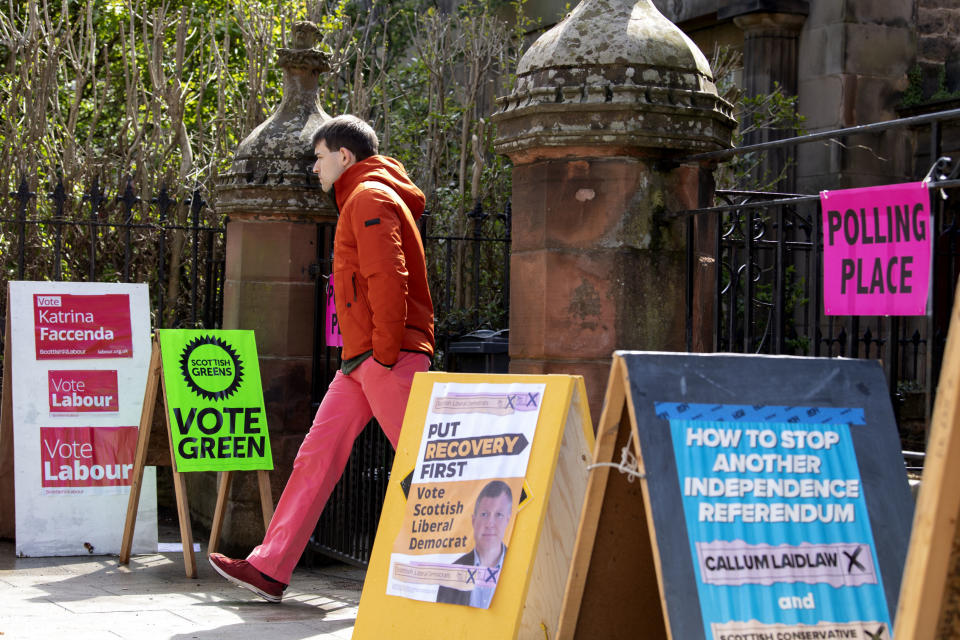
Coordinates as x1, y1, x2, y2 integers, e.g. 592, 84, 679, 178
620, 352, 912, 640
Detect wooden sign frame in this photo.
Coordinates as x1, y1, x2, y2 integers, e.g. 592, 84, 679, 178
559, 351, 913, 640
895, 279, 960, 639
118, 338, 274, 578
557, 357, 664, 639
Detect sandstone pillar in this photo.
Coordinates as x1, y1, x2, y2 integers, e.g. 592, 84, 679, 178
492, 0, 736, 420
204, 23, 333, 553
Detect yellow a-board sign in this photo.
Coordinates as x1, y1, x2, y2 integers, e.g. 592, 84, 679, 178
353, 372, 594, 639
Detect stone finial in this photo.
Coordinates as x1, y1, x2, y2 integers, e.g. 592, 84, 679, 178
216, 21, 333, 218
493, 0, 736, 161
291, 21, 324, 49
278, 22, 330, 72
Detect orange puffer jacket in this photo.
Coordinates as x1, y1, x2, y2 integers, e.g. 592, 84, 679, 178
332, 155, 435, 366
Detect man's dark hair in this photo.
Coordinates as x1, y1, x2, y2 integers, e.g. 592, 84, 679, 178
311, 115, 379, 161
474, 480, 513, 513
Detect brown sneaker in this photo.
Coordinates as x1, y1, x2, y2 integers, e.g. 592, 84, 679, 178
208, 553, 286, 603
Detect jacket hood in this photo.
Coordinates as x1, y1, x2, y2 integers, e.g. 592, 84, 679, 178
334, 155, 426, 220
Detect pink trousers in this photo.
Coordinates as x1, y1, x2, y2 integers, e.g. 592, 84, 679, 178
247, 351, 430, 583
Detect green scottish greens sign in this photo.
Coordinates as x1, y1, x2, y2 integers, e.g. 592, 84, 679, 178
158, 329, 273, 472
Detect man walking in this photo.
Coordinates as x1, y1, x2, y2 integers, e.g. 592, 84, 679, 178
209, 114, 434, 602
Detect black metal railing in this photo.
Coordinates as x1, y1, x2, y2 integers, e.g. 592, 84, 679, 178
424, 202, 512, 372
0, 174, 226, 391
307, 200, 511, 567
308, 422, 395, 566
676, 108, 960, 448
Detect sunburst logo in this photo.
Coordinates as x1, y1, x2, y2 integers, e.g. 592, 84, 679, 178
178, 334, 244, 401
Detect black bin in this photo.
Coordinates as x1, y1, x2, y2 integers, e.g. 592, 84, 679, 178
447, 329, 509, 374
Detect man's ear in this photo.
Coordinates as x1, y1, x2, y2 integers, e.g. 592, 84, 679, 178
339, 147, 356, 167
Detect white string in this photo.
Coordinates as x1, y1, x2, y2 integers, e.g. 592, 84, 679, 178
586, 445, 645, 482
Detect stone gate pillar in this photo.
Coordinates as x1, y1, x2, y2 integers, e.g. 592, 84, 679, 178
492, 0, 736, 420
206, 23, 333, 552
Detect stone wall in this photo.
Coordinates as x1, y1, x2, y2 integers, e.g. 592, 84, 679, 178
917, 0, 960, 97
793, 1, 916, 191
643, 0, 946, 191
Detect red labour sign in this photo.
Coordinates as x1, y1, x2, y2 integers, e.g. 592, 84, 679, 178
48, 370, 119, 413
40, 426, 138, 488
33, 293, 133, 360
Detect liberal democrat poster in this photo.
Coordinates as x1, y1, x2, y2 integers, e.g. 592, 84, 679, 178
7, 281, 157, 556
386, 382, 544, 608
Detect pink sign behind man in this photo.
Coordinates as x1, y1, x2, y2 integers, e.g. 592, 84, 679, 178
820, 181, 932, 316
325, 276, 344, 347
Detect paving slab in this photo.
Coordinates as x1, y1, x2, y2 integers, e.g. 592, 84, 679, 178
0, 536, 365, 640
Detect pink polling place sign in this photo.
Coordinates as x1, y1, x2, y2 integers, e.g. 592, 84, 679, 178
325, 275, 343, 347
820, 181, 932, 316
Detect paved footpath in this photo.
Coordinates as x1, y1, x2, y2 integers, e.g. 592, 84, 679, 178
0, 537, 364, 640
